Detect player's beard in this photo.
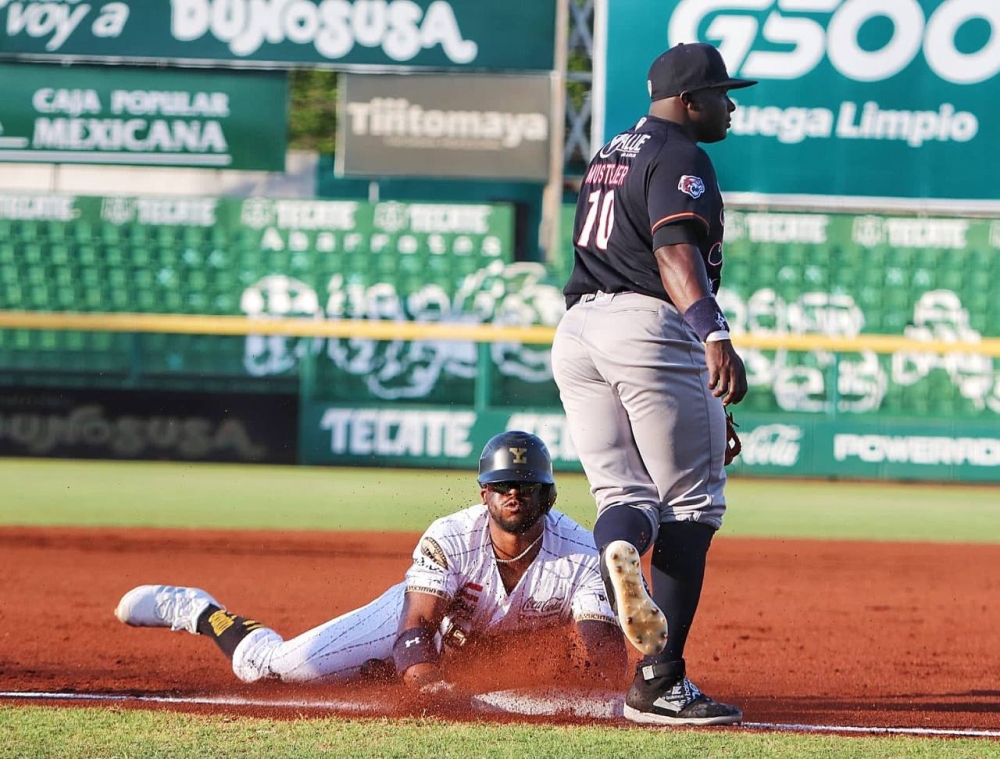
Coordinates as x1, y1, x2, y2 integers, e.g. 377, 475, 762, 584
490, 501, 544, 535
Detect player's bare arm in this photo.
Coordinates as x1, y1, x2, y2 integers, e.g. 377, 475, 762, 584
654, 242, 747, 405
395, 589, 450, 690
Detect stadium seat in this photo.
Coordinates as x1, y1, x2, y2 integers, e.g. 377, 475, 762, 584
83, 288, 103, 310
55, 285, 79, 311
28, 284, 52, 309
156, 227, 179, 248
101, 225, 122, 246
25, 265, 47, 286
129, 245, 152, 269
49, 244, 71, 266
22, 242, 44, 266
723, 259, 749, 287
2, 282, 22, 308
76, 245, 99, 267
154, 246, 180, 267
103, 246, 126, 268
912, 248, 938, 270
0, 264, 18, 285
13, 220, 40, 243
54, 267, 75, 288
43, 221, 68, 244
72, 221, 95, 244
182, 227, 204, 249
123, 224, 150, 247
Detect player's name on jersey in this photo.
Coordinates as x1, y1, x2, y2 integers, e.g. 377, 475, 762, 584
731, 100, 977, 148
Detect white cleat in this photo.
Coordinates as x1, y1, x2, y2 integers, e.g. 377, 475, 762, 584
115, 585, 218, 634
601, 540, 668, 656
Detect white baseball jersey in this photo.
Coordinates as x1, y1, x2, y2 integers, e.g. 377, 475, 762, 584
230, 505, 616, 684
407, 504, 616, 639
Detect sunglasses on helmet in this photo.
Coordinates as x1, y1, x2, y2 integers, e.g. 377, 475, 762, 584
484, 481, 545, 496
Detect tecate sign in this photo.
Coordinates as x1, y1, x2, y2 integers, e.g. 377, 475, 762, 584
337, 73, 553, 181
602, 0, 1000, 200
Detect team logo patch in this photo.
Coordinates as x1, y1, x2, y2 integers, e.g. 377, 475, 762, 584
418, 537, 449, 569
678, 175, 705, 199
508, 447, 528, 464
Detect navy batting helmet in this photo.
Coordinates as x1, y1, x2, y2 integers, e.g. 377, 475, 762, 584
478, 431, 554, 485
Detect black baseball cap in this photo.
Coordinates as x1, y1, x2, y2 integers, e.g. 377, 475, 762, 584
647, 42, 757, 101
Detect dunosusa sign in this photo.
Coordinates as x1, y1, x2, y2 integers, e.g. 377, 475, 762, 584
0, 1, 557, 71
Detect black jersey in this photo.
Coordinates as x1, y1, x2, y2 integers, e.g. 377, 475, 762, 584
564, 116, 725, 309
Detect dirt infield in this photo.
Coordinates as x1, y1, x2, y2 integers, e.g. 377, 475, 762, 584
2, 526, 999, 730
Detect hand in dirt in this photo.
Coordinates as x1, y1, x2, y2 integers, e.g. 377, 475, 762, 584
418, 680, 470, 711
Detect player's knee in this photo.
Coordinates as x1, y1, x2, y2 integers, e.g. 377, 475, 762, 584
230, 628, 283, 683
594, 504, 658, 554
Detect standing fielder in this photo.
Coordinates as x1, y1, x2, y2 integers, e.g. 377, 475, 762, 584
115, 431, 627, 694
551, 42, 751, 725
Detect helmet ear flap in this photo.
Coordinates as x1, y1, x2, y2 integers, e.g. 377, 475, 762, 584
542, 482, 557, 513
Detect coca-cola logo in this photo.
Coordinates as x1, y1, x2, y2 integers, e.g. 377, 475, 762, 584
741, 424, 802, 467
521, 595, 563, 618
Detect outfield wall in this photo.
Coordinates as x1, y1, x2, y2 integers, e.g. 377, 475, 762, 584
0, 193, 998, 482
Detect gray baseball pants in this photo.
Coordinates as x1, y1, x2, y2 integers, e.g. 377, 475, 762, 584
551, 291, 728, 531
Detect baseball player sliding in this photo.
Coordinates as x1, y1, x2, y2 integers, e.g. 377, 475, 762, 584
115, 431, 627, 695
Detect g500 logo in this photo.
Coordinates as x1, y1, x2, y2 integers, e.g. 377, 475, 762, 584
669, 0, 1000, 84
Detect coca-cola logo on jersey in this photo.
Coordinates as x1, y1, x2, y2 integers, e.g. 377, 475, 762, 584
741, 424, 802, 467
521, 595, 563, 618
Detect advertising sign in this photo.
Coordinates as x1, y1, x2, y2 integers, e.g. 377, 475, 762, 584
601, 1, 1000, 200
297, 405, 1000, 482
0, 1, 556, 71
0, 63, 287, 169
337, 73, 553, 181
0, 387, 299, 463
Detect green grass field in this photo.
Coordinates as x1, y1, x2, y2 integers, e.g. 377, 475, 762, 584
3, 457, 1000, 758
3, 457, 999, 543
3, 707, 998, 759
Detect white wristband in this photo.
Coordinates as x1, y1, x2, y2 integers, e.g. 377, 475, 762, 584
704, 330, 731, 343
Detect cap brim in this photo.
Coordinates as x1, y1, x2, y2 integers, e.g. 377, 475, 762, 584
718, 77, 757, 90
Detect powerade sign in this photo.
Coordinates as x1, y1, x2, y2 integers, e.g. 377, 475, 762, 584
602, 1, 1000, 200
0, 1, 556, 71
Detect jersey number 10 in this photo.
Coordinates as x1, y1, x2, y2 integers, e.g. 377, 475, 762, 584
577, 190, 616, 251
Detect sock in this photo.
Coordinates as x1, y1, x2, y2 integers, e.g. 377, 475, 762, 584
593, 504, 656, 555
633, 658, 686, 691
195, 604, 267, 659
646, 521, 715, 665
